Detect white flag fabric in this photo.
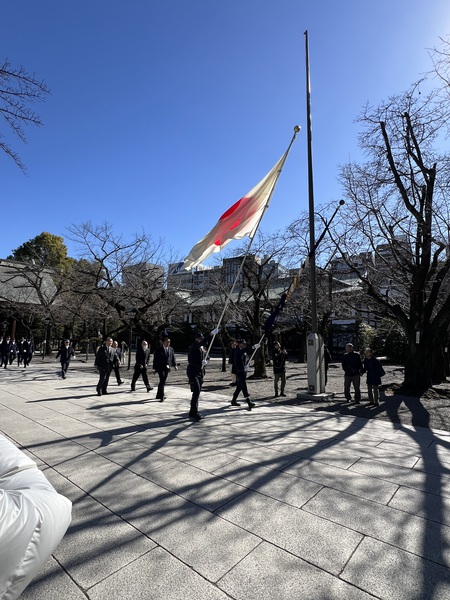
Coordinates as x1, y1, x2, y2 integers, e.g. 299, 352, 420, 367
183, 152, 287, 271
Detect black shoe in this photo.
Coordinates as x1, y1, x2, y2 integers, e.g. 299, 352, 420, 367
62, 375, 66, 379
118, 381, 124, 385
102, 391, 108, 395
189, 413, 203, 421
148, 386, 153, 390
97, 391, 102, 396
230, 400, 241, 406
246, 399, 256, 411
274, 393, 279, 398
354, 401, 361, 404
131, 387, 135, 391
280, 393, 287, 397
158, 396, 166, 402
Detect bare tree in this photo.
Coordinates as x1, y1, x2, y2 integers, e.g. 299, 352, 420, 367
66, 222, 181, 342
0, 59, 50, 171
328, 66, 450, 391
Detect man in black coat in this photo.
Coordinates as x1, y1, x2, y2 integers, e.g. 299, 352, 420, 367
95, 337, 114, 396
186, 332, 209, 421
1, 336, 11, 368
111, 340, 124, 385
341, 342, 364, 404
272, 341, 287, 398
231, 339, 256, 411
56, 339, 75, 379
130, 340, 153, 392
153, 336, 177, 401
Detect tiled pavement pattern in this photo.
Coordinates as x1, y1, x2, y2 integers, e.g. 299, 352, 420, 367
1, 357, 450, 599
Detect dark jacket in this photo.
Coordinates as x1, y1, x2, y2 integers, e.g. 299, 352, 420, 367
153, 345, 176, 371
363, 356, 385, 385
187, 340, 207, 376
56, 345, 75, 363
272, 348, 287, 374
342, 351, 363, 376
234, 346, 249, 374
95, 344, 114, 370
135, 346, 151, 368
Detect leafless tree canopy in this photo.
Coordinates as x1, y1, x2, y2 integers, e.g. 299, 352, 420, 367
0, 59, 50, 171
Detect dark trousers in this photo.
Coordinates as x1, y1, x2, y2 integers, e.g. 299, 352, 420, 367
156, 369, 169, 399
232, 370, 249, 401
131, 365, 150, 390
187, 368, 203, 415
60, 360, 70, 377
113, 365, 122, 384
97, 366, 112, 394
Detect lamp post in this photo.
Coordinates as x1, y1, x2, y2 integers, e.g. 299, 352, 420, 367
43, 316, 51, 360
127, 309, 137, 370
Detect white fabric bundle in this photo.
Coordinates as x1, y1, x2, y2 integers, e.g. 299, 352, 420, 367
0, 435, 72, 600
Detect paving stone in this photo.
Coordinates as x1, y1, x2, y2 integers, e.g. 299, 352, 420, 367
88, 546, 230, 600
283, 458, 398, 503
213, 457, 322, 508
122, 497, 261, 582
303, 486, 450, 566
216, 488, 363, 575
341, 536, 450, 599
349, 457, 450, 497
218, 542, 375, 600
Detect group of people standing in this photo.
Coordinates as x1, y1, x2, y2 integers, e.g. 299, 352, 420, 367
342, 343, 385, 406
0, 336, 34, 368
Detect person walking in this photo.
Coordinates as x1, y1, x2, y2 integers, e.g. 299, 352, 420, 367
1, 336, 11, 369
186, 332, 209, 421
231, 339, 256, 411
23, 339, 34, 367
341, 342, 363, 404
95, 337, 114, 396
186, 330, 217, 421
153, 335, 177, 401
111, 341, 124, 385
362, 348, 385, 406
56, 339, 75, 379
272, 341, 287, 398
130, 340, 153, 392
16, 337, 25, 366
228, 338, 237, 386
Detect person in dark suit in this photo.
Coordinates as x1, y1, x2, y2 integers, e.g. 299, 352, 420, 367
95, 337, 114, 396
272, 341, 287, 398
23, 339, 34, 367
1, 336, 11, 368
56, 339, 75, 379
186, 329, 218, 421
231, 339, 256, 411
130, 340, 153, 392
111, 341, 124, 385
153, 336, 177, 401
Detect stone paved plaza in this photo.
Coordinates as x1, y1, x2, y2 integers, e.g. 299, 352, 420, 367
1, 356, 450, 599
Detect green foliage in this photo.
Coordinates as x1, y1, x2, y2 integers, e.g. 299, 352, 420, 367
372, 319, 408, 362
8, 232, 70, 271
358, 322, 375, 353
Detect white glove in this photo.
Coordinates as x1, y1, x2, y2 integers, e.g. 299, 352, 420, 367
244, 365, 249, 372
201, 359, 208, 367
252, 343, 261, 350
211, 328, 219, 335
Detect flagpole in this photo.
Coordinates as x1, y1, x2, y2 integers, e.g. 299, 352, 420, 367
204, 126, 300, 361
305, 30, 317, 334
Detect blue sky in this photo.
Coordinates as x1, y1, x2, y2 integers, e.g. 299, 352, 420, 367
2, 0, 449, 264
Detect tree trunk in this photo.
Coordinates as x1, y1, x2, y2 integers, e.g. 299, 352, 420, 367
251, 347, 267, 378
403, 336, 435, 393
